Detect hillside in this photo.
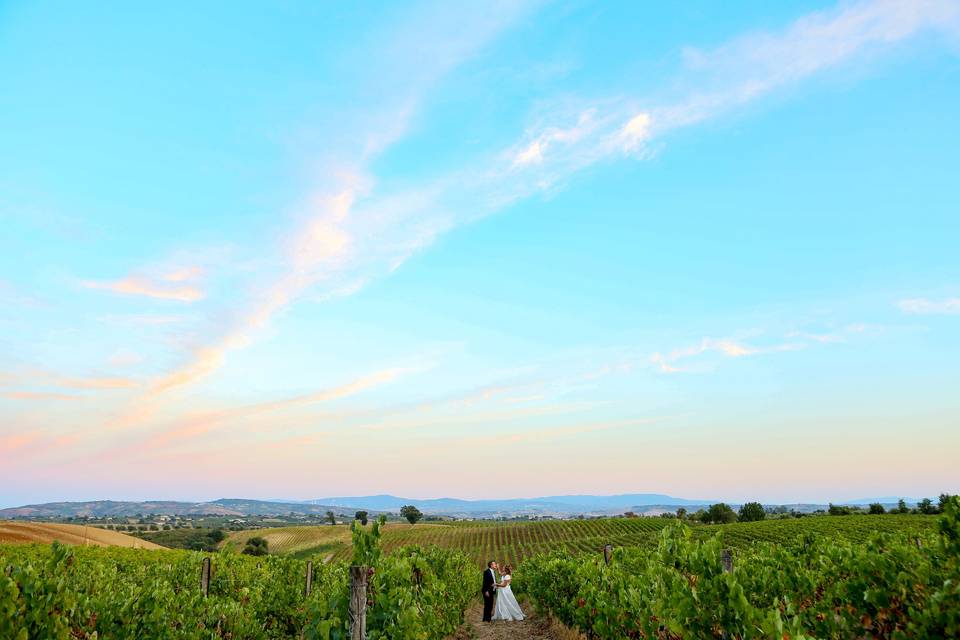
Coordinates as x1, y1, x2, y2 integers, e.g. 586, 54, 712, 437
2, 494, 925, 520
307, 492, 713, 516
2, 493, 717, 519
0, 498, 371, 519
0, 521, 164, 549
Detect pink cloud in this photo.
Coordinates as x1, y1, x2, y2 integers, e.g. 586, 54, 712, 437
2, 391, 80, 401
83, 264, 205, 303
83, 275, 204, 302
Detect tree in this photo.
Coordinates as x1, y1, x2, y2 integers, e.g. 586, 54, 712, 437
896, 499, 909, 514
400, 505, 423, 525
208, 528, 226, 543
326, 510, 337, 525
868, 502, 886, 515
242, 536, 268, 556
704, 503, 737, 524
676, 507, 687, 520
355, 511, 369, 526
940, 494, 956, 513
918, 498, 938, 515
738, 502, 766, 522
828, 503, 853, 516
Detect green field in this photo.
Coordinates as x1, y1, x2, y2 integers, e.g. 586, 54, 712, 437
0, 527, 474, 640
2, 512, 951, 638
223, 514, 937, 567
522, 502, 960, 639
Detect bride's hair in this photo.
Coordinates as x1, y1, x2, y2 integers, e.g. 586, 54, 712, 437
503, 564, 513, 574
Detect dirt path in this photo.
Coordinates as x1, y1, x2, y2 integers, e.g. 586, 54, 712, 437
449, 602, 578, 640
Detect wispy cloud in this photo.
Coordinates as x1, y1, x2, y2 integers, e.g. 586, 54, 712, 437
2, 391, 79, 401
897, 297, 960, 315
511, 109, 598, 167
140, 365, 424, 448
108, 350, 143, 368
83, 266, 205, 302
54, 376, 139, 390
508, 0, 960, 171
650, 336, 808, 374
0, 369, 139, 393
99, 314, 186, 326
100, 0, 960, 416
0, 433, 39, 454
147, 3, 541, 395
786, 330, 846, 344
0, 280, 45, 308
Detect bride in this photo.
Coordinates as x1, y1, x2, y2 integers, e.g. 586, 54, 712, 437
492, 564, 524, 621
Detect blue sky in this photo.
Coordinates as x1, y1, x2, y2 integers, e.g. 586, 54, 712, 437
1, 0, 958, 507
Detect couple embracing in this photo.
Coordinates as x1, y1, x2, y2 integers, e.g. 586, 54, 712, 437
481, 560, 524, 622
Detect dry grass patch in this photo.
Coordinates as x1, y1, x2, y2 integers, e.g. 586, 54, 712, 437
0, 521, 163, 549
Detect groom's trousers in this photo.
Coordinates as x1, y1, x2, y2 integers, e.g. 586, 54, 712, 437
482, 590, 495, 621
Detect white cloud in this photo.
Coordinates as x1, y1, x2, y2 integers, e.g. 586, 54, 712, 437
620, 112, 653, 152
119, 0, 960, 407
511, 109, 597, 167
513, 140, 545, 166
898, 297, 960, 315
506, 0, 960, 185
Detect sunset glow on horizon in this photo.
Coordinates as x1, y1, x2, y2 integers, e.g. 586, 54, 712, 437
2, 0, 959, 508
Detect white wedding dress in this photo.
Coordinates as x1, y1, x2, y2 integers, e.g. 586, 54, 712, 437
492, 574, 524, 621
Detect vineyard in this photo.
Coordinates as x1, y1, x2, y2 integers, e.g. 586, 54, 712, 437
520, 497, 960, 639
0, 519, 473, 640
1, 510, 954, 638
221, 525, 353, 559
0, 521, 163, 549
224, 514, 937, 568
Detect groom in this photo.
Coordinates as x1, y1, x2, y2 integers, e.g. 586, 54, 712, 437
481, 560, 498, 622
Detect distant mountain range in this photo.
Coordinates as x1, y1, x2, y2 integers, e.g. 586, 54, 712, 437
845, 497, 924, 505
303, 493, 713, 515
0, 494, 924, 519
0, 499, 372, 519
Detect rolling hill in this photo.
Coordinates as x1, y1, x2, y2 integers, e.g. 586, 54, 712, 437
0, 521, 164, 549
0, 498, 374, 519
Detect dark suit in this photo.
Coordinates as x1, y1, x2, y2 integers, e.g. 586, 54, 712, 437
481, 567, 497, 621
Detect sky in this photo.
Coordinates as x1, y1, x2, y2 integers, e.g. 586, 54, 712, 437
1, 0, 959, 508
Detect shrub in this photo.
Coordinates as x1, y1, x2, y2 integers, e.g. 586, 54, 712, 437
243, 537, 269, 556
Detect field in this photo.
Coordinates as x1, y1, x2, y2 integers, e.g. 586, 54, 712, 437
223, 514, 937, 567
522, 502, 960, 639
1, 521, 474, 640
2, 511, 953, 639
0, 521, 163, 549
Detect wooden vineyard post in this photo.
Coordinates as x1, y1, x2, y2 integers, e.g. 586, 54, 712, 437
720, 550, 734, 640
349, 566, 369, 640
305, 560, 313, 597
603, 544, 613, 565
721, 549, 733, 573
200, 557, 211, 596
